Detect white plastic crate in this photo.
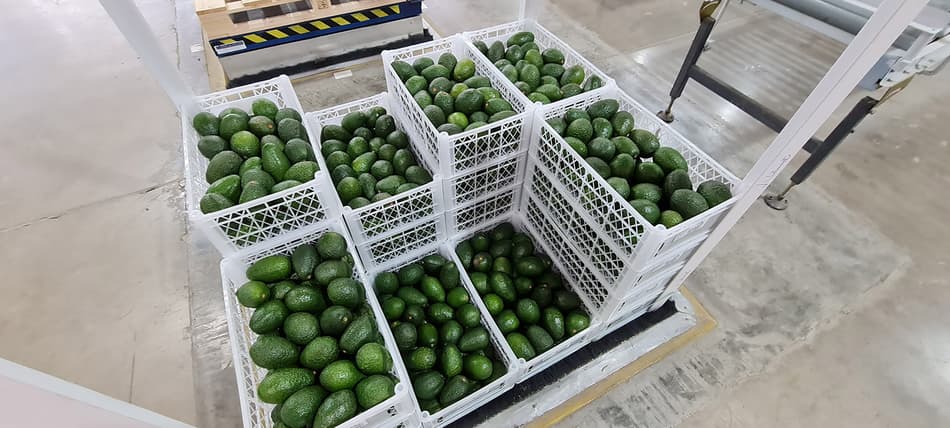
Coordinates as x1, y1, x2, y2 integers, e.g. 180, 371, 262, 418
445, 186, 523, 238
220, 220, 416, 428
182, 75, 338, 255
382, 35, 533, 176
448, 214, 599, 381
462, 19, 614, 110
528, 83, 740, 300
353, 212, 447, 273
364, 246, 521, 428
304, 93, 446, 245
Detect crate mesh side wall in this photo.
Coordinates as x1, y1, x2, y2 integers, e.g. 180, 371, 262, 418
448, 187, 520, 237
446, 155, 525, 206
383, 36, 529, 175
305, 93, 441, 242
533, 123, 644, 255
206, 183, 331, 249
357, 216, 443, 272
525, 166, 626, 286
522, 198, 609, 311
350, 187, 438, 240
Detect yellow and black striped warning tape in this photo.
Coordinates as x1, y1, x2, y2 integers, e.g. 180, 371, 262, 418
211, 2, 419, 56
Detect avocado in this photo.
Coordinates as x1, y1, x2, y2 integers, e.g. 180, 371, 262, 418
355, 375, 395, 409
257, 368, 315, 404
206, 151, 243, 184
192, 111, 220, 136
542, 307, 566, 340
697, 180, 732, 207
413, 371, 445, 401
458, 326, 489, 352
587, 99, 620, 119
506, 332, 536, 360
653, 147, 688, 174
312, 390, 357, 428
197, 135, 228, 159
339, 313, 377, 354
391, 60, 417, 82
439, 375, 475, 407
670, 189, 710, 219
249, 300, 290, 334
279, 386, 327, 428
526, 325, 555, 353
207, 174, 241, 203
318, 307, 352, 338
249, 335, 298, 369
246, 255, 292, 282
319, 360, 365, 392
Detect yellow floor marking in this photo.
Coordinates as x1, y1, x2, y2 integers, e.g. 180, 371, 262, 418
527, 287, 717, 428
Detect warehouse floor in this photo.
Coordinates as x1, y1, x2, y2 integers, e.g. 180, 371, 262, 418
1, 0, 947, 427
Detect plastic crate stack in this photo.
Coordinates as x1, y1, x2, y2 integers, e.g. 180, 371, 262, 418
527, 85, 739, 335
179, 18, 742, 428
382, 35, 533, 239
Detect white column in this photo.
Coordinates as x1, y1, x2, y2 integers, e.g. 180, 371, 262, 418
653, 0, 930, 309
99, 0, 194, 108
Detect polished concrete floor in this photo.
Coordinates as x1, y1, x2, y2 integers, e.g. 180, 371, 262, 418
1, 0, 948, 427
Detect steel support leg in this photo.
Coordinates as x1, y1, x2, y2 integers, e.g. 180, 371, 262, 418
764, 96, 878, 209
657, 17, 717, 123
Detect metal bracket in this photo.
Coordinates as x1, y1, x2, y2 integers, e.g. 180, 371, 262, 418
700, 0, 722, 21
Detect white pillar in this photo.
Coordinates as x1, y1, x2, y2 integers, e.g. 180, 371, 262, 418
653, 0, 930, 308
99, 0, 193, 108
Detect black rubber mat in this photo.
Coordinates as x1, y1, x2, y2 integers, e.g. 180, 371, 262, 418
450, 300, 679, 427
226, 30, 433, 88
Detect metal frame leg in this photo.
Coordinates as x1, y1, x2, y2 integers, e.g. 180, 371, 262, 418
764, 96, 878, 210
658, 17, 718, 123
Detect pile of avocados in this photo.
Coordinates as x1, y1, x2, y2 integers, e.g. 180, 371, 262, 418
456, 222, 591, 361
374, 253, 505, 415
390, 53, 518, 135
192, 99, 319, 214
546, 99, 733, 228
471, 31, 604, 104
234, 232, 397, 428
319, 106, 433, 209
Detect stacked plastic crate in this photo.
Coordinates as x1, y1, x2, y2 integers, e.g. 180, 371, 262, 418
181, 18, 742, 428
304, 93, 446, 272
527, 84, 740, 335
181, 76, 339, 255
382, 35, 534, 239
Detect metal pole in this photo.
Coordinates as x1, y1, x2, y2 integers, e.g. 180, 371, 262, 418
657, 17, 717, 123
651, 0, 930, 310
763, 96, 878, 210
99, 0, 193, 108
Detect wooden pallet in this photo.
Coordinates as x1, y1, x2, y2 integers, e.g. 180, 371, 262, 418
196, 0, 405, 40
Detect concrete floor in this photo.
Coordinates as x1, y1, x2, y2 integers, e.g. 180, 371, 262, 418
1, 0, 948, 427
